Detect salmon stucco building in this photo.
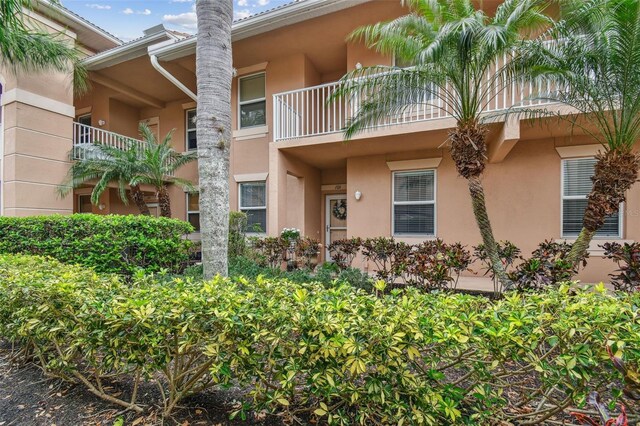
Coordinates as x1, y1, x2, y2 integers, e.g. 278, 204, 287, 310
1, 0, 638, 284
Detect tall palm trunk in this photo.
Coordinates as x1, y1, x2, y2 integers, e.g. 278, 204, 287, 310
130, 184, 151, 216
567, 149, 640, 265
157, 185, 171, 218
196, 0, 233, 278
450, 122, 512, 291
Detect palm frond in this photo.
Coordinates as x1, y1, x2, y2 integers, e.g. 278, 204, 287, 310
512, 0, 640, 151
333, 0, 551, 136
0, 0, 88, 94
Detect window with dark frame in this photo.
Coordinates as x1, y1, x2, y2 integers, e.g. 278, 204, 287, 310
186, 192, 200, 232
186, 109, 197, 151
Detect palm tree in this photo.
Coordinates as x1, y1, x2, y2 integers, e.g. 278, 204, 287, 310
195, 0, 234, 278
1, 0, 88, 93
134, 123, 197, 218
60, 123, 196, 217
59, 140, 152, 215
513, 0, 640, 265
332, 0, 550, 290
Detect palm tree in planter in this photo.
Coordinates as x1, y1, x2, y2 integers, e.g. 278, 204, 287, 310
513, 0, 640, 266
134, 123, 197, 218
60, 123, 196, 217
331, 0, 550, 290
59, 139, 152, 215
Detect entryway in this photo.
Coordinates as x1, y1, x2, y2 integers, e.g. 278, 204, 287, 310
325, 194, 347, 260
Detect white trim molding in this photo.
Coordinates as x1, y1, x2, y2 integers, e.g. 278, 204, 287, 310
236, 62, 269, 77
234, 172, 269, 182
386, 157, 442, 171
321, 183, 346, 191
1, 88, 74, 117
233, 125, 269, 140
555, 239, 633, 257
75, 106, 92, 116
555, 144, 603, 159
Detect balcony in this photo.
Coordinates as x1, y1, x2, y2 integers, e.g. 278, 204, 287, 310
273, 72, 558, 142
72, 122, 145, 160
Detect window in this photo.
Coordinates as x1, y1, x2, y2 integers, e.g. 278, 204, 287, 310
186, 192, 200, 232
186, 109, 197, 150
78, 194, 93, 213
238, 73, 266, 129
562, 158, 621, 238
393, 170, 436, 235
239, 181, 267, 233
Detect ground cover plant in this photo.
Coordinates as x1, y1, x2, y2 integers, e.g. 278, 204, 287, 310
602, 242, 640, 293
1, 254, 639, 425
0, 214, 194, 276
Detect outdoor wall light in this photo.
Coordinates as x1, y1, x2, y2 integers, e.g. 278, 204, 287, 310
98, 119, 106, 126
354, 190, 362, 201
98, 203, 106, 210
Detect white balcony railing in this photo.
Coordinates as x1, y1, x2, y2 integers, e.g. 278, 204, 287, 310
72, 122, 145, 160
273, 63, 558, 141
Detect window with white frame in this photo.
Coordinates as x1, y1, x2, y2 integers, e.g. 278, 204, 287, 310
239, 181, 267, 233
186, 192, 200, 232
562, 158, 621, 238
393, 170, 436, 235
238, 73, 266, 129
186, 109, 197, 150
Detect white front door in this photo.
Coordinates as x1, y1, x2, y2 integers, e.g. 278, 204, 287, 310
325, 194, 347, 260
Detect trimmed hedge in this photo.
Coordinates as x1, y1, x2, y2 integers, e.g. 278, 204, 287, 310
0, 254, 639, 424
0, 214, 194, 275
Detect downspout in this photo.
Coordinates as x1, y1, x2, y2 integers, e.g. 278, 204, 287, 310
149, 54, 197, 101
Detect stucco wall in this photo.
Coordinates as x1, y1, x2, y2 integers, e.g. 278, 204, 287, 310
345, 138, 639, 283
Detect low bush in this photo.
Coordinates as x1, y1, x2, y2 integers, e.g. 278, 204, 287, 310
332, 237, 473, 291
2, 254, 639, 424
250, 235, 321, 271
328, 237, 362, 270
0, 214, 193, 275
602, 242, 640, 292
474, 240, 521, 293
228, 211, 248, 257
509, 240, 588, 291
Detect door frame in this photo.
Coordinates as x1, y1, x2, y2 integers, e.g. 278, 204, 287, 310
325, 193, 347, 260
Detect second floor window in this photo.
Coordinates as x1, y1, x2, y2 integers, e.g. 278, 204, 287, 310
186, 109, 197, 150
239, 73, 266, 129
562, 158, 622, 238
239, 181, 267, 233
393, 170, 436, 236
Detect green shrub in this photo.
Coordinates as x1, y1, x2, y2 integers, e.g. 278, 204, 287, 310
228, 211, 248, 258
1, 254, 639, 424
0, 214, 193, 275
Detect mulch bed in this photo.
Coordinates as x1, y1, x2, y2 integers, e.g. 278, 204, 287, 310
0, 346, 284, 426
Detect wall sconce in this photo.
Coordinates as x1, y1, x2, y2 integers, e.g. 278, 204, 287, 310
98, 119, 106, 127
98, 203, 106, 211
355, 62, 362, 69
354, 190, 362, 201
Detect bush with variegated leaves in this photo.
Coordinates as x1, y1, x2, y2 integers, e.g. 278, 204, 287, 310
0, 254, 639, 424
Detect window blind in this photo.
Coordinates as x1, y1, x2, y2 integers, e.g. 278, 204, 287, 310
562, 158, 621, 237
